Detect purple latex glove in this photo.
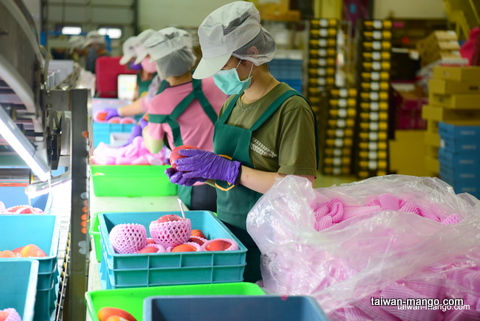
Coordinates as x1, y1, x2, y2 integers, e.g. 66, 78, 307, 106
165, 167, 206, 187
120, 124, 143, 147
104, 108, 119, 120
139, 118, 148, 129
176, 150, 241, 185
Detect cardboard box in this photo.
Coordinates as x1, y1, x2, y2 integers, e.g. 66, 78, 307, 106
433, 66, 480, 81
424, 130, 441, 147
425, 154, 440, 173
429, 93, 480, 109
422, 105, 480, 122
389, 130, 427, 176
429, 78, 480, 95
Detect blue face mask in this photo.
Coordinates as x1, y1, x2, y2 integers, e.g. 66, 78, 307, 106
213, 60, 253, 95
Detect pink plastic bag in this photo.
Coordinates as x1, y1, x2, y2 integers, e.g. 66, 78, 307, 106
247, 175, 480, 320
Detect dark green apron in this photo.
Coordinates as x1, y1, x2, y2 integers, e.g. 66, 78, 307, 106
148, 79, 218, 207
137, 72, 157, 97
213, 89, 319, 282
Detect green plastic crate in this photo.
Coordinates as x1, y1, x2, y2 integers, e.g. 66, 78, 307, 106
85, 282, 265, 321
90, 165, 177, 197
89, 213, 102, 262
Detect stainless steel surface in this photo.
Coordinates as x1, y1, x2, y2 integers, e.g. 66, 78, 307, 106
60, 89, 89, 321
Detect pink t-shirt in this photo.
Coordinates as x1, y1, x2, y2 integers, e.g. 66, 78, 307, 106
147, 77, 227, 152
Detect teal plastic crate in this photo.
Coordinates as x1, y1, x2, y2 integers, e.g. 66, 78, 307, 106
143, 295, 330, 321
86, 283, 265, 321
34, 279, 58, 321
0, 259, 38, 321
0, 215, 59, 274
91, 98, 138, 147
98, 211, 247, 288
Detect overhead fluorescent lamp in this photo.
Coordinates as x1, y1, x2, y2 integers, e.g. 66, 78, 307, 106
98, 27, 122, 39
62, 26, 82, 35
0, 105, 50, 181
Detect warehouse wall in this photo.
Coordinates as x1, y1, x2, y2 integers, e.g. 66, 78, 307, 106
374, 0, 446, 19
137, 0, 235, 30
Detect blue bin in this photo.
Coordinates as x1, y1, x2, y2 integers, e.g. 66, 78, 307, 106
91, 98, 141, 147
143, 295, 330, 321
0, 186, 50, 213
0, 259, 38, 321
98, 211, 247, 289
0, 215, 59, 274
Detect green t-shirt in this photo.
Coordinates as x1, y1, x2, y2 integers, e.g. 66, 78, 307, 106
219, 82, 317, 177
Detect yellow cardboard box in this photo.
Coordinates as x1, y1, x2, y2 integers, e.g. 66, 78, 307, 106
424, 130, 440, 148
429, 78, 480, 95
422, 105, 480, 122
429, 93, 480, 109
425, 155, 440, 174
433, 66, 480, 81
389, 130, 427, 176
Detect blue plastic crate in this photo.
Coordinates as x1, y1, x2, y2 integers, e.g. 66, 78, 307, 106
0, 186, 51, 212
97, 211, 247, 288
91, 98, 142, 147
0, 259, 38, 321
0, 215, 59, 274
438, 148, 480, 168
143, 295, 329, 321
92, 122, 136, 147
439, 122, 480, 154
439, 122, 480, 139
440, 164, 480, 182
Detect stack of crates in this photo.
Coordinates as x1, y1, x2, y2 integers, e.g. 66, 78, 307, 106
422, 66, 480, 196
306, 18, 338, 112
269, 51, 303, 92
353, 20, 393, 179
317, 88, 357, 175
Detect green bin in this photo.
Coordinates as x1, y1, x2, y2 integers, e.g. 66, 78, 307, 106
90, 165, 177, 197
85, 282, 265, 321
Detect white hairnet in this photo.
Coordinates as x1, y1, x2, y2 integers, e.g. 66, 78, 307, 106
193, 1, 276, 79
154, 47, 196, 79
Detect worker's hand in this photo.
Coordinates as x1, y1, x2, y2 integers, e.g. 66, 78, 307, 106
120, 125, 143, 147
138, 118, 148, 129
104, 108, 119, 120
165, 167, 206, 187
176, 150, 241, 185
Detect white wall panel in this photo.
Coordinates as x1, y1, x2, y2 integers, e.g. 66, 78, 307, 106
138, 0, 235, 30
48, 4, 88, 22
92, 0, 133, 5
92, 7, 133, 24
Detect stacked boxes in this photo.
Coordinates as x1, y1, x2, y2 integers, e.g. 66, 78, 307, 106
416, 31, 460, 67
317, 88, 357, 175
269, 50, 303, 92
353, 20, 392, 178
422, 66, 480, 195
307, 18, 338, 110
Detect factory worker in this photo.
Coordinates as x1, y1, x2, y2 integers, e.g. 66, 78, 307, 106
168, 1, 318, 282
143, 27, 228, 212
67, 35, 87, 65
83, 31, 109, 74
102, 30, 160, 122
120, 36, 157, 99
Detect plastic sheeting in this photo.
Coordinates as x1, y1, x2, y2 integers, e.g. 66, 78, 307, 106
247, 175, 480, 320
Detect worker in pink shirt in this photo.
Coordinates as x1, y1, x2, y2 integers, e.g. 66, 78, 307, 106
142, 27, 228, 212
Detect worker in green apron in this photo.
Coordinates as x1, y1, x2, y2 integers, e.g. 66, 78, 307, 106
168, 2, 318, 283
142, 27, 228, 212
